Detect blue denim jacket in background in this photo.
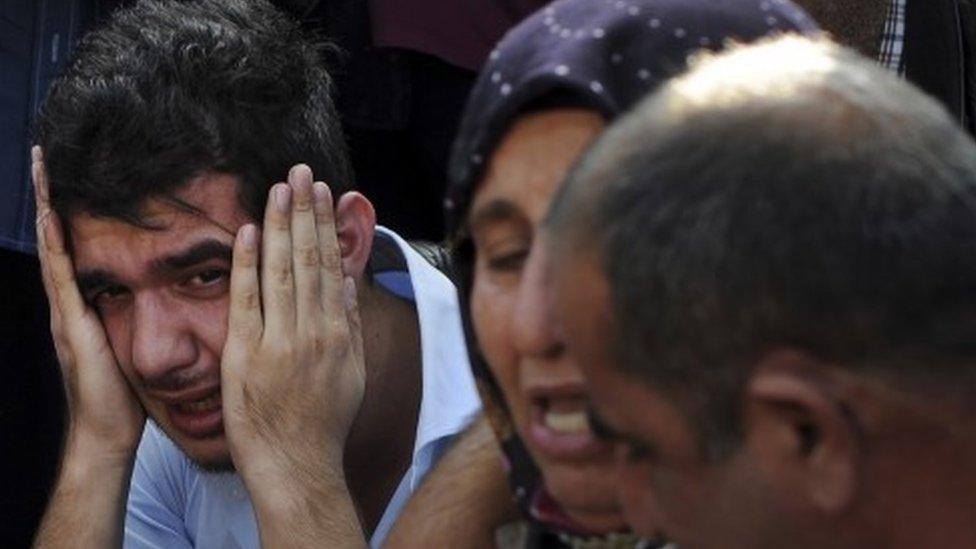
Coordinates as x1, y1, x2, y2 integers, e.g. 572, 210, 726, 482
0, 0, 125, 254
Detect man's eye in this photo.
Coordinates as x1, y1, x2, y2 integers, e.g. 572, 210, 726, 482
90, 286, 130, 309
192, 269, 228, 286
184, 269, 229, 291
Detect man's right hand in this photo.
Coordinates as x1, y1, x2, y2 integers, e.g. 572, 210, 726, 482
31, 146, 145, 459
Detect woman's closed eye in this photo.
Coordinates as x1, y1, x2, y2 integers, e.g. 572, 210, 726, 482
486, 246, 530, 272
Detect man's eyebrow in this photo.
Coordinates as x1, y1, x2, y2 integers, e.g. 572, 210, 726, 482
587, 406, 621, 442
152, 239, 234, 272
76, 270, 123, 296
467, 199, 526, 235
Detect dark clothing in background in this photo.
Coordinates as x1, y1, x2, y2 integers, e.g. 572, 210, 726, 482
902, 0, 975, 136
0, 251, 61, 547
1, 2, 126, 546
796, 0, 974, 136
0, 0, 122, 253
369, 0, 551, 71
289, 0, 547, 241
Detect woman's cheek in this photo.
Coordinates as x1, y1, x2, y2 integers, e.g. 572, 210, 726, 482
470, 275, 524, 418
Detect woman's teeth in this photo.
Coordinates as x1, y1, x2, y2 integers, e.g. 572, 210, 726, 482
178, 393, 221, 413
544, 410, 590, 434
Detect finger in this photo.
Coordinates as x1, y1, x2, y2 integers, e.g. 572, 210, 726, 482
40, 213, 88, 321
31, 148, 56, 297
226, 224, 263, 355
31, 146, 50, 210
30, 153, 67, 360
343, 276, 364, 366
312, 181, 346, 319
289, 165, 321, 330
31, 152, 87, 324
261, 182, 294, 339
35, 210, 68, 360
32, 147, 53, 260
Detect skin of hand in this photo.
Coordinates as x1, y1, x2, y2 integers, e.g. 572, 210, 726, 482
31, 146, 145, 549
385, 414, 518, 549
220, 164, 367, 546
31, 146, 146, 459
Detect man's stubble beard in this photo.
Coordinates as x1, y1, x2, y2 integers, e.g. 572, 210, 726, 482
147, 418, 238, 474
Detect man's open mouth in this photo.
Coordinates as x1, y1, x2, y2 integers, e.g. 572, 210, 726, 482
176, 392, 222, 413
167, 390, 224, 438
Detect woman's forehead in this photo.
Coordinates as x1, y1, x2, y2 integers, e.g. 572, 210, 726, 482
470, 109, 605, 221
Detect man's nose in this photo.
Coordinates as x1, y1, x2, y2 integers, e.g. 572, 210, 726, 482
130, 294, 198, 385
512, 236, 565, 359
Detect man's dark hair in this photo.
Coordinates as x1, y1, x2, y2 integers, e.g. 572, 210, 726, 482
37, 0, 353, 226
549, 37, 976, 458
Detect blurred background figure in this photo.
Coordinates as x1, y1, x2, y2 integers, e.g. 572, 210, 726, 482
550, 35, 976, 549
793, 0, 974, 135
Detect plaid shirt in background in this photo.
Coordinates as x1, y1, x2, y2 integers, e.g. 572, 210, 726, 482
878, 0, 907, 74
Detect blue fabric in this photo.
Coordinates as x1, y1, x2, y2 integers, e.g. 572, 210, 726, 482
0, 0, 123, 253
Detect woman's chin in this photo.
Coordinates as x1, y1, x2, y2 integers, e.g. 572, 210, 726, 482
565, 507, 630, 534
542, 462, 628, 533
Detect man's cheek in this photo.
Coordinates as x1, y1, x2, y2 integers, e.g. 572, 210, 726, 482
191, 298, 232, 357
616, 461, 657, 536
101, 314, 135, 379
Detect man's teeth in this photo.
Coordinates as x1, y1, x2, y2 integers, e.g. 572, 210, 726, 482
178, 394, 221, 413
544, 410, 590, 434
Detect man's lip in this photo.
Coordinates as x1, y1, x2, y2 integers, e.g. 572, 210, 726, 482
165, 390, 224, 438
151, 384, 221, 405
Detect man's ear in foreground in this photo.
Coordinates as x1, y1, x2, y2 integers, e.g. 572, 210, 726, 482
745, 350, 861, 514
334, 190, 376, 281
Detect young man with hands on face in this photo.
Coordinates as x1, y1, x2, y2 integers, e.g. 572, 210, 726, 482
30, 1, 479, 547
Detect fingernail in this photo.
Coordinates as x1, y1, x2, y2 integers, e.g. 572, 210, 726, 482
289, 163, 312, 183
31, 146, 41, 163
313, 182, 330, 207
292, 173, 311, 199
275, 185, 291, 213
240, 224, 257, 250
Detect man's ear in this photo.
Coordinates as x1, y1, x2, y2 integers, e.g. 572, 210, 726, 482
334, 191, 376, 280
744, 350, 861, 514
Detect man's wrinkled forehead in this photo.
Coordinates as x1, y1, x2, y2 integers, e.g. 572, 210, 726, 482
70, 172, 246, 234
68, 174, 246, 275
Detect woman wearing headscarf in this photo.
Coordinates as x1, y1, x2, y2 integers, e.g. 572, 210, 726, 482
389, 0, 819, 546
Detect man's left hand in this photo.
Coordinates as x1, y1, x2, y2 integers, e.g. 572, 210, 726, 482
220, 164, 367, 542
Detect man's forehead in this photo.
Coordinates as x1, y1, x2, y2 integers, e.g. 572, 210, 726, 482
69, 179, 246, 276
143, 173, 248, 223
71, 173, 246, 237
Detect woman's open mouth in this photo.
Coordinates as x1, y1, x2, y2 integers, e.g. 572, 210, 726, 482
526, 394, 610, 461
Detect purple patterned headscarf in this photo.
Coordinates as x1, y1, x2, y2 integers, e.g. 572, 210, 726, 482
444, 0, 819, 542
